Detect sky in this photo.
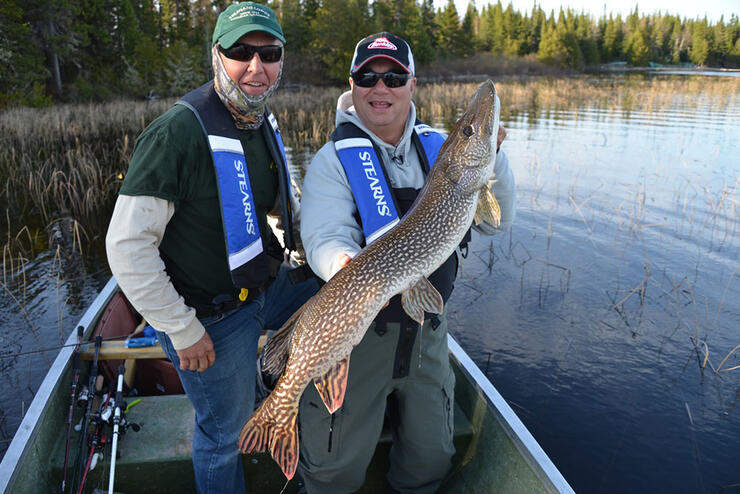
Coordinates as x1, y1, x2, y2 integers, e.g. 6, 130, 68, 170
433, 0, 738, 22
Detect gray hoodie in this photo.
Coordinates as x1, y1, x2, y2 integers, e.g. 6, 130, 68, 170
300, 90, 516, 281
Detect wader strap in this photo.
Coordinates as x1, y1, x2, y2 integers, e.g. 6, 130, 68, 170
392, 319, 418, 379
286, 263, 317, 285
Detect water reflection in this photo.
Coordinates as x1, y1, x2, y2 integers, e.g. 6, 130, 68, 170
448, 84, 740, 492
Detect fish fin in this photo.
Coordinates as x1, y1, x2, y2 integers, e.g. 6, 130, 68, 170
239, 406, 299, 480
402, 277, 444, 326
474, 186, 501, 227
261, 304, 305, 377
269, 411, 299, 480
314, 355, 350, 413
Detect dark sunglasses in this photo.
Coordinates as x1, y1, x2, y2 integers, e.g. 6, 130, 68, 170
219, 43, 283, 63
351, 71, 411, 88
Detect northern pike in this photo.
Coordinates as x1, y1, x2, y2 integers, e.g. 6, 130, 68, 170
238, 80, 502, 479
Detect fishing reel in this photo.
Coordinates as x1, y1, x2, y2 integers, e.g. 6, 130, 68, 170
99, 396, 141, 434
76, 386, 90, 408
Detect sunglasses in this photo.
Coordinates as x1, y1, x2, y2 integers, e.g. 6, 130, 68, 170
351, 71, 412, 88
219, 43, 283, 63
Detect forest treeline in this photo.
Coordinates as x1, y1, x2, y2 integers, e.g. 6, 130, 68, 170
1, 0, 739, 107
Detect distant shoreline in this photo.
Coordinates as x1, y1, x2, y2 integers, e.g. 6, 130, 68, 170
596, 64, 740, 74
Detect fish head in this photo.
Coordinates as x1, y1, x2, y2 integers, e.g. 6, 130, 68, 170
438, 80, 500, 192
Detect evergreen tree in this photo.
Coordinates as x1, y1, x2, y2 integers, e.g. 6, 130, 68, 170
0, 0, 48, 106
22, 0, 82, 98
576, 12, 599, 65
487, 1, 505, 54
625, 29, 650, 65
461, 2, 478, 53
669, 16, 688, 62
436, 0, 465, 57
524, 3, 546, 55
310, 0, 370, 79
690, 20, 710, 65
372, 0, 395, 32
399, 0, 435, 64
502, 3, 522, 56
538, 8, 582, 68
601, 14, 623, 61
117, 0, 141, 61
537, 19, 566, 66
420, 0, 438, 51
280, 0, 310, 51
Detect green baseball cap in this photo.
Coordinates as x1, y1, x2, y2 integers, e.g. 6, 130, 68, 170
212, 2, 285, 48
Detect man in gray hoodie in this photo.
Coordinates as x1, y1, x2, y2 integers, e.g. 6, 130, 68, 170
297, 33, 516, 493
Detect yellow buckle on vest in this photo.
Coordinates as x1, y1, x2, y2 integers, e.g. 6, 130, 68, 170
238, 288, 249, 302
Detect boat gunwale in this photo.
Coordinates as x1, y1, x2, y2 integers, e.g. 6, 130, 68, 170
0, 277, 119, 494
447, 334, 574, 494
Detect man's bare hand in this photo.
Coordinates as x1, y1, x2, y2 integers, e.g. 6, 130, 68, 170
338, 253, 352, 269
176, 332, 215, 372
497, 125, 507, 151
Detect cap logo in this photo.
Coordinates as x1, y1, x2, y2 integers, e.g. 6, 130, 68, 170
367, 37, 397, 51
229, 4, 270, 22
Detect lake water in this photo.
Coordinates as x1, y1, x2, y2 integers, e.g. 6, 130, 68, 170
447, 75, 740, 492
1, 74, 738, 492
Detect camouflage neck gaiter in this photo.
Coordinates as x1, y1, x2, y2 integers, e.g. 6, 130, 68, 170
211, 44, 283, 130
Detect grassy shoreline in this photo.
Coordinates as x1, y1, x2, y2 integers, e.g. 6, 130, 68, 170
1, 75, 738, 267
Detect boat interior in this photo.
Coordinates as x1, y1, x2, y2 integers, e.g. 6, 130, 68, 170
5, 284, 568, 493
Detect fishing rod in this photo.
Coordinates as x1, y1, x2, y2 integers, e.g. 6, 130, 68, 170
0, 335, 131, 360
61, 326, 84, 494
71, 335, 102, 494
107, 364, 125, 494
76, 391, 110, 494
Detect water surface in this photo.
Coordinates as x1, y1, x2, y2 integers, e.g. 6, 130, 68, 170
447, 74, 740, 493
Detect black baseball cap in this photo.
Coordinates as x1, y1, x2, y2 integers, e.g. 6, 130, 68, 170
350, 32, 415, 75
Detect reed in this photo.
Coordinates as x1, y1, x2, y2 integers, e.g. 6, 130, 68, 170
0, 76, 737, 262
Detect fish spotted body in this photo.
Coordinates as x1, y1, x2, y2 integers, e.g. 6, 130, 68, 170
238, 80, 502, 479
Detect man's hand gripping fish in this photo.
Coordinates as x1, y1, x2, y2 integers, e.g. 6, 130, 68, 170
238, 80, 502, 479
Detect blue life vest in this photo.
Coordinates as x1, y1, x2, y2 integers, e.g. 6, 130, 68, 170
331, 121, 446, 245
177, 82, 299, 289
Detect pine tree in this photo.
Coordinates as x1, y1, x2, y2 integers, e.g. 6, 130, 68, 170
690, 20, 710, 65
461, 2, 478, 54
502, 3, 522, 56
576, 12, 599, 65
310, 0, 370, 79
0, 0, 48, 106
280, 0, 310, 50
398, 0, 435, 64
602, 14, 623, 61
117, 0, 141, 61
436, 0, 465, 57
538, 19, 566, 66
420, 0, 438, 51
625, 29, 649, 65
524, 3, 546, 55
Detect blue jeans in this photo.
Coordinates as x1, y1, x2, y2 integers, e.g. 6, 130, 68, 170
156, 267, 318, 493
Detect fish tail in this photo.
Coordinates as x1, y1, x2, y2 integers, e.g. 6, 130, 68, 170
239, 406, 299, 480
